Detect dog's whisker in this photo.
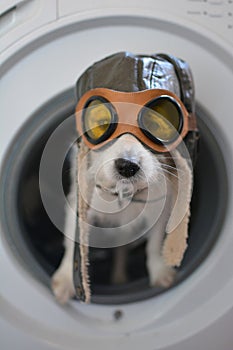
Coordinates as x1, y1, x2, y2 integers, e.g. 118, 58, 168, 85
157, 167, 180, 180
150, 161, 179, 178
137, 173, 148, 182
160, 163, 185, 174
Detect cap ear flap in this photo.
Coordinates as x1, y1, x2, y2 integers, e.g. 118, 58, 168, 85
162, 149, 193, 267
73, 141, 91, 303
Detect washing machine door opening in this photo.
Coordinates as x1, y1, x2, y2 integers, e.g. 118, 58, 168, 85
0, 88, 228, 305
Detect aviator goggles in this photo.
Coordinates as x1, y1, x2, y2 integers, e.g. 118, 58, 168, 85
75, 88, 197, 153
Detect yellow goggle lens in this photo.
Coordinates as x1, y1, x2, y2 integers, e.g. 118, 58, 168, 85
142, 98, 181, 142
84, 100, 112, 140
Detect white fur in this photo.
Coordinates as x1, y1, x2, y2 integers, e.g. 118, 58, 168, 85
52, 134, 191, 304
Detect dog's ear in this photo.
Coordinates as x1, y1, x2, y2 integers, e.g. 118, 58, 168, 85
162, 150, 193, 267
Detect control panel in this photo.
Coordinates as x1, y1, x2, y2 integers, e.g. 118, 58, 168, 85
185, 0, 233, 44
58, 0, 233, 45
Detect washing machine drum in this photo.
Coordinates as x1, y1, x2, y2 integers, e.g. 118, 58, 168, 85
73, 51, 199, 302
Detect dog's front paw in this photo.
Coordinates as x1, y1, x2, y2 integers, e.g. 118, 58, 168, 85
51, 267, 75, 305
147, 257, 176, 288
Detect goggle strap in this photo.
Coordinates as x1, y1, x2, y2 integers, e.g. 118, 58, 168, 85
188, 113, 198, 131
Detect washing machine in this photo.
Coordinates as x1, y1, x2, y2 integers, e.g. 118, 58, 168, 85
1, 0, 233, 349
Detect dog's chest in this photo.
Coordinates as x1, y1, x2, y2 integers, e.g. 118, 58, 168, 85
87, 185, 168, 234
88, 189, 144, 227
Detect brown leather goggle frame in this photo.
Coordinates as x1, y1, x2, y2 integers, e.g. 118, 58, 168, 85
75, 88, 197, 153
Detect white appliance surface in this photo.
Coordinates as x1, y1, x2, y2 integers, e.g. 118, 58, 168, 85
0, 1, 233, 349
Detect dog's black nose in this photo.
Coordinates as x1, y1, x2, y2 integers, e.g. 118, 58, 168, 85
115, 158, 140, 178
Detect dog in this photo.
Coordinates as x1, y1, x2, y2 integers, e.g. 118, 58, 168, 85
51, 135, 192, 304
50, 52, 196, 304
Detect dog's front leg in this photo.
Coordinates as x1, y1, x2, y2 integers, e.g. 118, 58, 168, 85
146, 225, 176, 288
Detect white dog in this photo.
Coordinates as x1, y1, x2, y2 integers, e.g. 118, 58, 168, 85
51, 134, 192, 304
